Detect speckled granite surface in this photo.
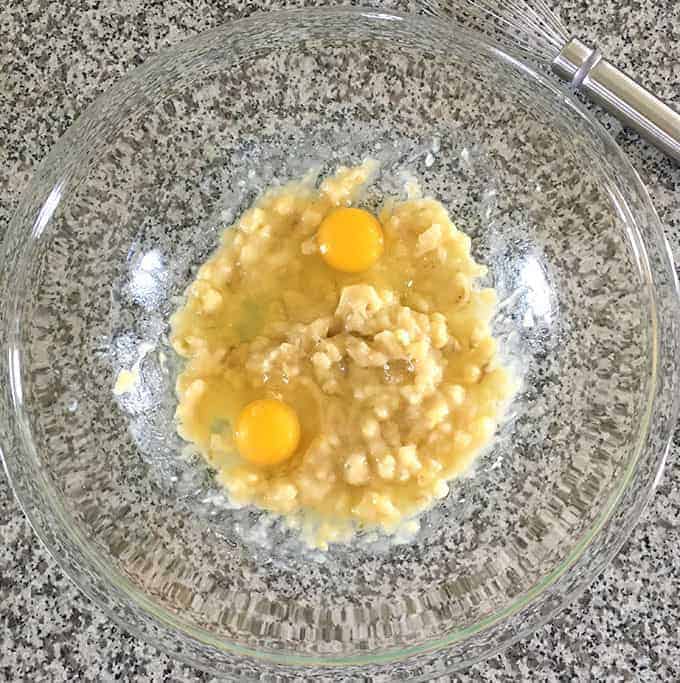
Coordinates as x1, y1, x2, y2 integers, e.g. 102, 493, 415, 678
1, 1, 679, 681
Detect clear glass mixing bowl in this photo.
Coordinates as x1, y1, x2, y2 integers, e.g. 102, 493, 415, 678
1, 8, 679, 680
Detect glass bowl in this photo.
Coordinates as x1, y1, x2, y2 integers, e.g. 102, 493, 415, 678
1, 8, 679, 680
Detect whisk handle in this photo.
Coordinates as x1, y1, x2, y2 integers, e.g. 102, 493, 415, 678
553, 38, 680, 163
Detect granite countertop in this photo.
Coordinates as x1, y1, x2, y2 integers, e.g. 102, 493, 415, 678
1, 1, 679, 680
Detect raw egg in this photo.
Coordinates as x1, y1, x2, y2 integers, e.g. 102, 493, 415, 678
235, 398, 301, 466
317, 207, 384, 273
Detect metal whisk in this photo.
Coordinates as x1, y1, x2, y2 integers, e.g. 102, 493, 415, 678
422, 0, 680, 162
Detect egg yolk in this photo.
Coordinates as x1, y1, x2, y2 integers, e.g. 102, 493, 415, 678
317, 207, 384, 273
235, 399, 301, 466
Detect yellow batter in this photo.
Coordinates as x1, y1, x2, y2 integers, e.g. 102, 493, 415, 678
170, 161, 513, 549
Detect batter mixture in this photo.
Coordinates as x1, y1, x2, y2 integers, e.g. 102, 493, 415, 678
170, 161, 513, 549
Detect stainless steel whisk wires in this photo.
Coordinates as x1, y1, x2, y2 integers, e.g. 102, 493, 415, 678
422, 0, 680, 163
427, 0, 568, 61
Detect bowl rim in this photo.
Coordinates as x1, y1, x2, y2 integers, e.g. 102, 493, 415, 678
2, 6, 679, 678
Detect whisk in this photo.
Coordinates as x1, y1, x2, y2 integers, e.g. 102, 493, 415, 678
422, 0, 680, 162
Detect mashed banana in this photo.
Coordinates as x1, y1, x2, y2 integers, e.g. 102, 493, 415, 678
170, 161, 513, 549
